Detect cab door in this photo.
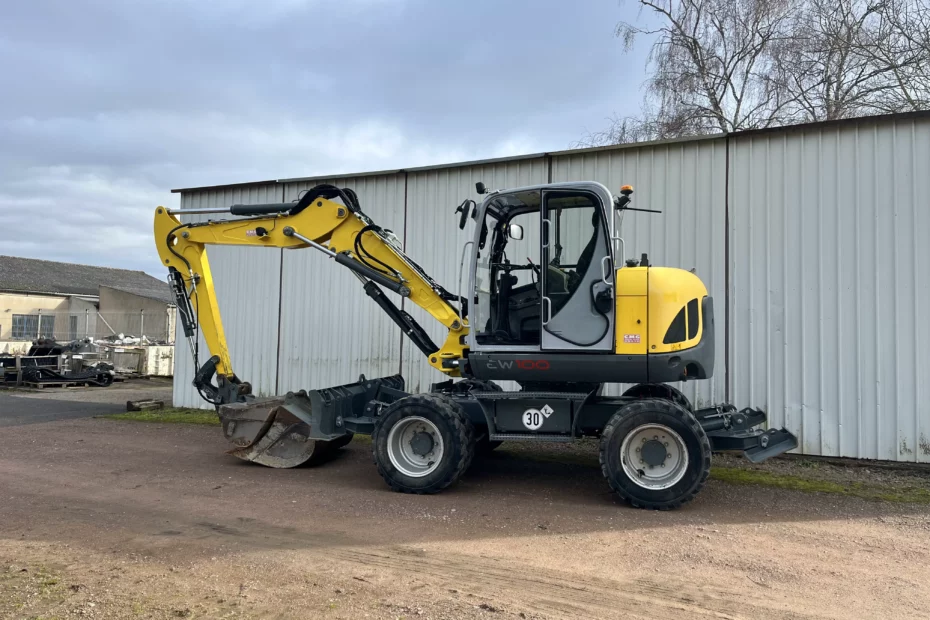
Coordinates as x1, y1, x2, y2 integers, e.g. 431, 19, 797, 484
540, 189, 614, 351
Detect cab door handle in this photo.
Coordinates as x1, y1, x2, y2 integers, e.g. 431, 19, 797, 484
600, 255, 612, 285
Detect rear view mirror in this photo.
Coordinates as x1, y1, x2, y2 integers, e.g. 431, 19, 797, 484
508, 223, 524, 240
454, 199, 474, 230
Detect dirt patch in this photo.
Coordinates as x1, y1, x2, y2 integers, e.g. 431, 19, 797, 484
0, 544, 496, 620
1, 418, 929, 619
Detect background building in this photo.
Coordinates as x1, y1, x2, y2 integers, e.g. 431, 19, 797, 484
170, 111, 930, 463
0, 255, 176, 352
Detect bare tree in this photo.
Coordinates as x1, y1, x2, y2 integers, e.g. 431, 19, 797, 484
575, 108, 715, 147
772, 0, 928, 121
575, 115, 658, 148
867, 0, 930, 111
619, 0, 796, 134
587, 0, 930, 146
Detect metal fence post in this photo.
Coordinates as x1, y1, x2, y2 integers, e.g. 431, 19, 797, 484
85, 309, 89, 339
36, 309, 41, 339
15, 355, 21, 387
140, 309, 145, 342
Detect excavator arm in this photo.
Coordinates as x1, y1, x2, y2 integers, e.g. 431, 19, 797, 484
154, 184, 468, 405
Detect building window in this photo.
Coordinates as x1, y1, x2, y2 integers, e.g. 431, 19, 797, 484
11, 314, 55, 340
39, 315, 55, 338
12, 315, 38, 340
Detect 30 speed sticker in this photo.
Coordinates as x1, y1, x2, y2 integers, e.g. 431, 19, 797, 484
522, 404, 554, 430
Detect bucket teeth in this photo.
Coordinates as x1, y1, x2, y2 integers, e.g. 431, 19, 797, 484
226, 421, 326, 468
218, 398, 332, 468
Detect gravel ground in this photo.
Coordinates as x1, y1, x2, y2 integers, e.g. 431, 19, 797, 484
1, 415, 929, 619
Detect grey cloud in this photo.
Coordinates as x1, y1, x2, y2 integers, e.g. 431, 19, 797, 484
1, 0, 645, 276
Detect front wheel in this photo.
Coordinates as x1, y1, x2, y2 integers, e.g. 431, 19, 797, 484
599, 399, 711, 510
372, 394, 475, 494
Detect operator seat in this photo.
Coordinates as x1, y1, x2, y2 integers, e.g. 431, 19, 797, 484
574, 211, 601, 279
492, 271, 517, 341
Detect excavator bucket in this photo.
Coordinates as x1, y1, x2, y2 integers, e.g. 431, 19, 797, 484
219, 397, 333, 468
216, 375, 406, 468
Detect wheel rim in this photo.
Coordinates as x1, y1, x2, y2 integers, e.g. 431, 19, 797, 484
619, 423, 688, 490
386, 416, 445, 478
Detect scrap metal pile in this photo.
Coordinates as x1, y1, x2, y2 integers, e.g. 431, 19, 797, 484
20, 362, 115, 387
0, 338, 115, 387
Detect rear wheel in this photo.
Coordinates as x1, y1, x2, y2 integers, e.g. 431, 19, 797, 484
622, 383, 693, 412
599, 399, 710, 510
373, 394, 475, 494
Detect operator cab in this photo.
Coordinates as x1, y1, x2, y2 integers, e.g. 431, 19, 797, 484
468, 182, 615, 352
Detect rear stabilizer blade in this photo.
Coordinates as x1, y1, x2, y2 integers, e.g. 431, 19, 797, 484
702, 407, 799, 463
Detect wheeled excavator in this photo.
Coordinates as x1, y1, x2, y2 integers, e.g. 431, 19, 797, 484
154, 181, 796, 509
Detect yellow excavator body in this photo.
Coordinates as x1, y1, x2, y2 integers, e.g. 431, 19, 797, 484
152, 181, 796, 510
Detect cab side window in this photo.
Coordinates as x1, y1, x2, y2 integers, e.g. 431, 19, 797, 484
546, 194, 602, 314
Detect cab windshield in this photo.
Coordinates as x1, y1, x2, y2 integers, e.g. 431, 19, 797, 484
474, 191, 541, 345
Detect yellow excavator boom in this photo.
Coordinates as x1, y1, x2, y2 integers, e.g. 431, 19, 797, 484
154, 186, 467, 393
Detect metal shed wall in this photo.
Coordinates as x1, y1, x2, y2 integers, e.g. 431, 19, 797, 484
550, 139, 728, 406
170, 114, 929, 462
173, 184, 284, 408
729, 116, 930, 462
276, 174, 407, 393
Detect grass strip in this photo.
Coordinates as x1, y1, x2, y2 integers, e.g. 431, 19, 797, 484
711, 466, 930, 503
101, 408, 220, 426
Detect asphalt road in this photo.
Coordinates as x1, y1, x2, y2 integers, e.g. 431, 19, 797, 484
0, 379, 174, 427
0, 393, 125, 426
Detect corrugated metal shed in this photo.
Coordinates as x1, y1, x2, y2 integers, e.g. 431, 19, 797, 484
729, 115, 930, 462
169, 112, 930, 463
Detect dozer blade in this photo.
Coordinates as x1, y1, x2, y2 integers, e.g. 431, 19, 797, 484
218, 397, 334, 469
699, 407, 799, 463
